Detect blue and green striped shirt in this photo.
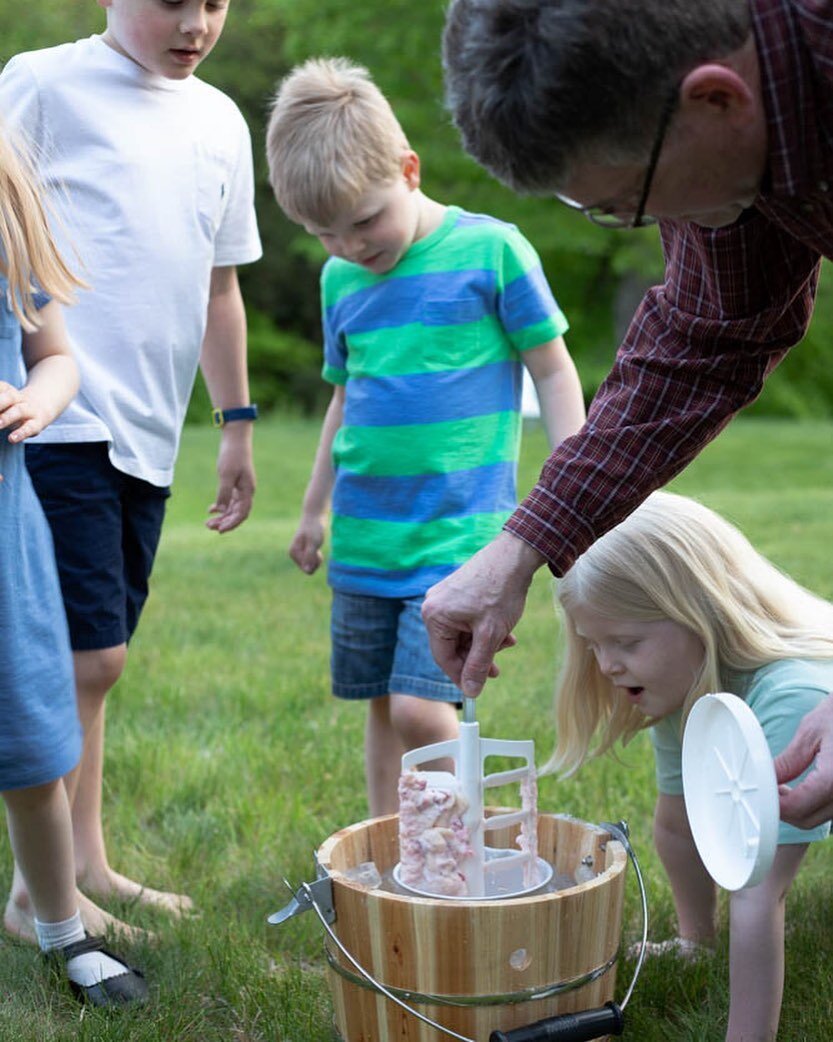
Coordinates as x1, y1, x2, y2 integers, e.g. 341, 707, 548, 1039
321, 206, 568, 596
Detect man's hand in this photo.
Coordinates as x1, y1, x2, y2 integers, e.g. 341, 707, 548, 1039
773, 695, 833, 829
422, 530, 545, 697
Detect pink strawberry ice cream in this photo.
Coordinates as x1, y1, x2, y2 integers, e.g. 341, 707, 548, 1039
398, 771, 473, 896
518, 771, 540, 888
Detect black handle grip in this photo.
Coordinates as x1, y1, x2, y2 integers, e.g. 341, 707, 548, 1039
489, 1002, 625, 1042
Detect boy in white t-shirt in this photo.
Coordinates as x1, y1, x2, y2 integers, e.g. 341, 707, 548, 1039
0, 0, 262, 941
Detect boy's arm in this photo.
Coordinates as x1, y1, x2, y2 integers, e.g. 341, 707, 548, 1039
726, 844, 806, 1042
289, 385, 344, 574
2, 301, 78, 443
522, 336, 585, 450
200, 265, 256, 534
653, 793, 717, 946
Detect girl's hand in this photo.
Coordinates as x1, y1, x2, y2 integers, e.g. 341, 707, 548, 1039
0, 302, 79, 479
0, 380, 47, 443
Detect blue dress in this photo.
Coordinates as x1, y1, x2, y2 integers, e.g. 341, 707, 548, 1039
0, 284, 81, 790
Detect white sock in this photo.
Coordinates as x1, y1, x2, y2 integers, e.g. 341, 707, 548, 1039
35, 910, 85, 952
35, 911, 129, 987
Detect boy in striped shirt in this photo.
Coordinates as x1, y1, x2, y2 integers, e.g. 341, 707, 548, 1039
266, 57, 585, 815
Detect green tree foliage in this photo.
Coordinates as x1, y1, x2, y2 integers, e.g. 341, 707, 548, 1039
2, 0, 832, 418
0, 1, 99, 62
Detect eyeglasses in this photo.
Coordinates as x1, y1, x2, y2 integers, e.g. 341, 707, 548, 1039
558, 89, 678, 229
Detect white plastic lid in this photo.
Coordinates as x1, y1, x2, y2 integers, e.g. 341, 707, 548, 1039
682, 692, 779, 891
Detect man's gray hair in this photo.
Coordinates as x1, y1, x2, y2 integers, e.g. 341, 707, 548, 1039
442, 0, 751, 193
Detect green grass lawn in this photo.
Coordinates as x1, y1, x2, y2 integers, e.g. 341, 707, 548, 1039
2, 414, 833, 1041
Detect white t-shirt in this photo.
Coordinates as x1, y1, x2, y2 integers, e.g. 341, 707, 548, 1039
0, 35, 262, 486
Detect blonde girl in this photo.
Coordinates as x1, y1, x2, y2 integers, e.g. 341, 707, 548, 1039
0, 126, 146, 1006
552, 491, 833, 1042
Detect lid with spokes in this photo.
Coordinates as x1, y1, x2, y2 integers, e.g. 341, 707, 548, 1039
682, 692, 780, 891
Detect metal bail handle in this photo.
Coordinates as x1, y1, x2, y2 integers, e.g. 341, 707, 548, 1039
489, 1001, 625, 1042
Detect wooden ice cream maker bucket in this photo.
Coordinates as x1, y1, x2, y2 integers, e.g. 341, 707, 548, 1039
271, 691, 784, 1039
274, 811, 629, 1042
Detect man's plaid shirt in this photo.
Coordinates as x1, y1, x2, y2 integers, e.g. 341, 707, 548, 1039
507, 0, 833, 574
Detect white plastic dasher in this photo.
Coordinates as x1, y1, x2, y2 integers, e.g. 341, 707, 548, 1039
396, 697, 550, 899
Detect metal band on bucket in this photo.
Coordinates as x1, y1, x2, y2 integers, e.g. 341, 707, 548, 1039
324, 944, 619, 1007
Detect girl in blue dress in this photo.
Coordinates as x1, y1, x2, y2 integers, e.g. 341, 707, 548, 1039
0, 128, 146, 1006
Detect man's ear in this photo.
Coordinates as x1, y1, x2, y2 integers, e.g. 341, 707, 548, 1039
679, 63, 756, 123
401, 150, 421, 190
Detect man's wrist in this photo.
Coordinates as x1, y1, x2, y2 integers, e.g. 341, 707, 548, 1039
496, 528, 547, 578
212, 404, 258, 428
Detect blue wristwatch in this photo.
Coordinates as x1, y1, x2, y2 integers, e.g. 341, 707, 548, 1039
212, 404, 259, 428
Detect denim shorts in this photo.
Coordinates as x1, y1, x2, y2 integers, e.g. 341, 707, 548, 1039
331, 590, 462, 702
25, 442, 169, 651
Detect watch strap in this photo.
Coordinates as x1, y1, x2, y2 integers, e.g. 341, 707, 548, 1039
212, 404, 259, 428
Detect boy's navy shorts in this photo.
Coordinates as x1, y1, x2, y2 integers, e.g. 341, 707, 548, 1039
25, 442, 169, 652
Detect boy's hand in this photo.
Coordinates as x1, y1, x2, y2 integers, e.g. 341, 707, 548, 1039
0, 380, 50, 444
289, 517, 325, 574
206, 425, 255, 533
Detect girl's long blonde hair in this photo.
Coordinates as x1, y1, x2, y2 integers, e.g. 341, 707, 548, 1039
549, 491, 833, 777
0, 125, 81, 330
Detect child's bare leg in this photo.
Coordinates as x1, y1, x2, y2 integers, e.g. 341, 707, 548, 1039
70, 646, 193, 915
366, 695, 458, 815
6, 851, 152, 945
726, 844, 806, 1042
3, 780, 148, 1005
3, 782, 148, 944
653, 793, 717, 946
365, 696, 407, 817
4, 781, 76, 924
391, 694, 459, 754
390, 693, 459, 797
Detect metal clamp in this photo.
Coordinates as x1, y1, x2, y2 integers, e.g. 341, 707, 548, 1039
268, 874, 335, 926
